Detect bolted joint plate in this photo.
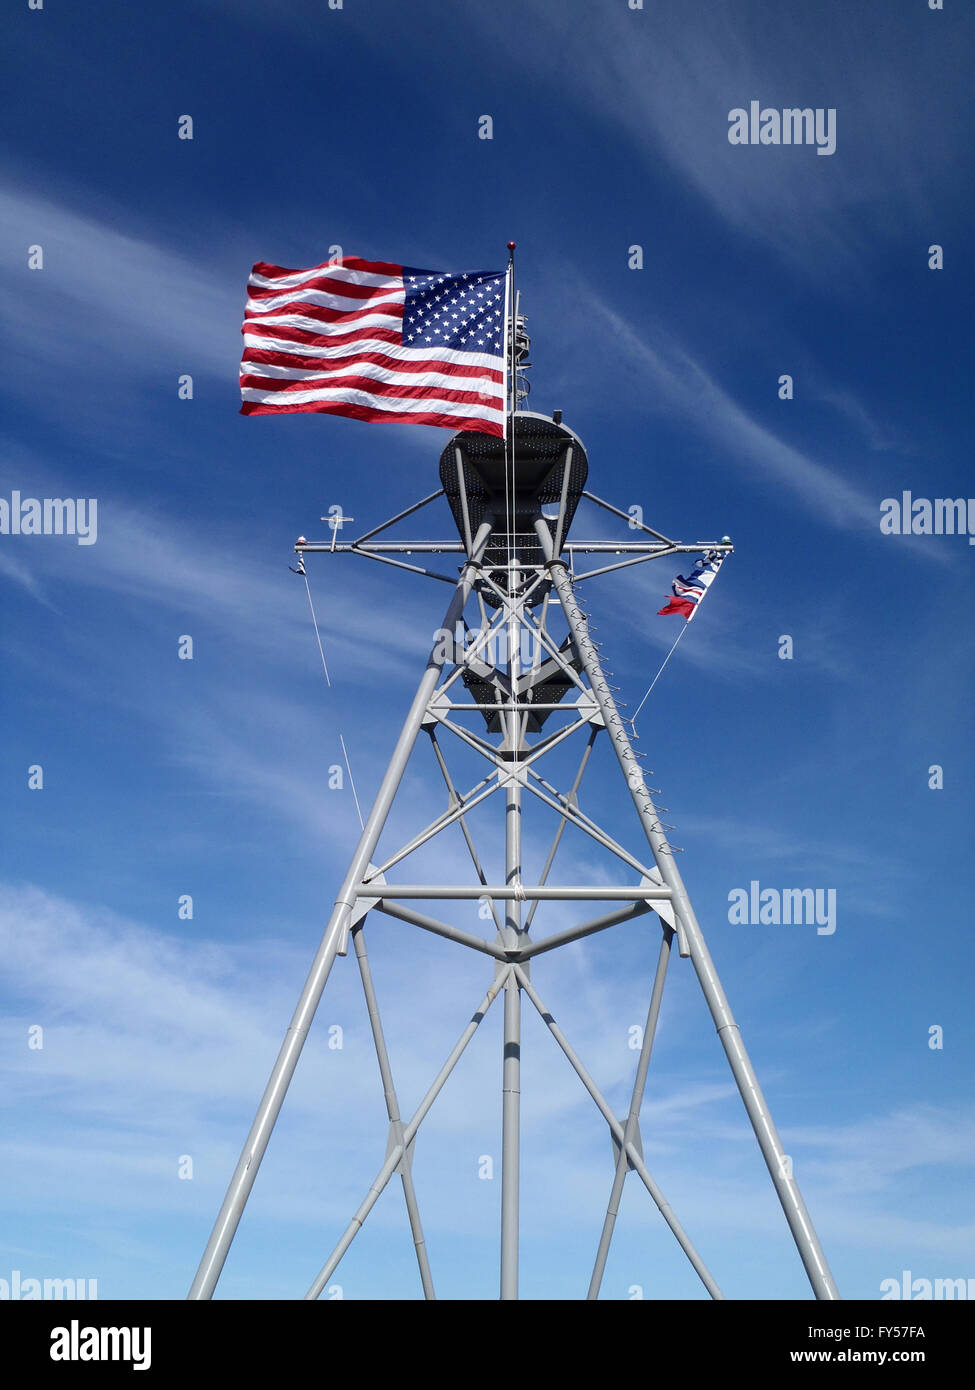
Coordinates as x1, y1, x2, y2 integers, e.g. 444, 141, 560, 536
611, 1123, 645, 1173
385, 1119, 417, 1176
338, 865, 386, 955
642, 872, 689, 956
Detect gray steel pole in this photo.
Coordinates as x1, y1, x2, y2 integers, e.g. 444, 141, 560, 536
305, 967, 511, 1299
588, 927, 672, 1299
514, 965, 723, 1300
500, 971, 520, 1300
351, 923, 435, 1299
188, 521, 494, 1300
500, 563, 523, 1300
535, 518, 840, 1301
523, 731, 596, 933
358, 885, 672, 900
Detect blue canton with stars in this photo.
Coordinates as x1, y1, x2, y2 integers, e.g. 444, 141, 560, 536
402, 268, 507, 354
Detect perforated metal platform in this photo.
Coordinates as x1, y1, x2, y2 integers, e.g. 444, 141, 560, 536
439, 412, 589, 596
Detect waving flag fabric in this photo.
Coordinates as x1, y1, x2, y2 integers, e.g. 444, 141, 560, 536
240, 256, 507, 435
657, 555, 722, 620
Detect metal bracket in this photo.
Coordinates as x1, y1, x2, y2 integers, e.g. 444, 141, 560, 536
339, 865, 386, 955
495, 952, 529, 982
385, 1119, 416, 1176
497, 763, 529, 789
611, 1123, 644, 1172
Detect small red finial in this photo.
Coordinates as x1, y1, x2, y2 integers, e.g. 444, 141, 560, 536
507, 241, 516, 251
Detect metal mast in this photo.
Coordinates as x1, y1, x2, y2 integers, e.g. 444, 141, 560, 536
189, 300, 839, 1303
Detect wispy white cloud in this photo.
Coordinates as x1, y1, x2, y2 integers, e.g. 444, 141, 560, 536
469, 2, 964, 281
554, 286, 956, 575
0, 549, 56, 607
2, 880, 969, 1295
0, 180, 241, 382
581, 290, 877, 528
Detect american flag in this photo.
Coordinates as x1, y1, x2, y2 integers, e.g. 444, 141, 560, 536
657, 555, 723, 620
239, 255, 508, 436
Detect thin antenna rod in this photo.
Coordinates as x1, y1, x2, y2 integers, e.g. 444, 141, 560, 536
506, 243, 517, 423
505, 242, 517, 588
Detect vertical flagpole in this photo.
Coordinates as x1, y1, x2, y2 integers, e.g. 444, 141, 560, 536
500, 240, 520, 1299
505, 242, 516, 429
500, 557, 523, 1300
504, 242, 517, 574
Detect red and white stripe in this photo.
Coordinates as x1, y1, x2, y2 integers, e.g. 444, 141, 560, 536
239, 256, 506, 435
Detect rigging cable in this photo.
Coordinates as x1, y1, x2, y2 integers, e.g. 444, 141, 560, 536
302, 570, 365, 830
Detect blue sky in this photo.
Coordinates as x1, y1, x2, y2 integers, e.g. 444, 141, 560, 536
1, 0, 973, 1301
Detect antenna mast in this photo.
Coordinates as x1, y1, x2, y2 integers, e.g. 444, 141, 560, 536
189, 277, 838, 1303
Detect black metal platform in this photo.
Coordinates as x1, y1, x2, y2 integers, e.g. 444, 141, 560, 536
439, 412, 589, 597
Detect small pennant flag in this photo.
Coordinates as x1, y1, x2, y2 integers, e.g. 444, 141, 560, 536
657, 555, 722, 621
240, 256, 507, 435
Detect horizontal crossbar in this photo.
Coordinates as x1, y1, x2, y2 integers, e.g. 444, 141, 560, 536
355, 884, 673, 901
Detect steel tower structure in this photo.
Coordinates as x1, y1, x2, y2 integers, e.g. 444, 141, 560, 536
190, 314, 838, 1303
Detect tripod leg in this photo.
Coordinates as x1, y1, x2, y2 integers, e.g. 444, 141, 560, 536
304, 968, 510, 1299
537, 520, 839, 1301
189, 525, 494, 1299
588, 925, 672, 1299
352, 922, 435, 1299
515, 965, 723, 1299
